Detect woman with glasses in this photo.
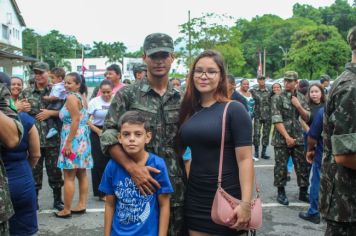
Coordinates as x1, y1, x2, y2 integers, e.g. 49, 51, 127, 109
179, 50, 254, 236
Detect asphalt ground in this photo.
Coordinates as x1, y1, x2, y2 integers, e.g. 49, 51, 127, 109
35, 145, 326, 236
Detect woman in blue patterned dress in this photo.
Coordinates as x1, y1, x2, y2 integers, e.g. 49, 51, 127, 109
55, 72, 93, 218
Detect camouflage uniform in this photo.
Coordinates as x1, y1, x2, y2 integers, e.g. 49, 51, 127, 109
0, 84, 23, 236
271, 88, 310, 188
319, 61, 356, 235
101, 77, 185, 236
19, 85, 63, 192
251, 87, 272, 147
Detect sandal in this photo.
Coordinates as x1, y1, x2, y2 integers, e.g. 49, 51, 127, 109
54, 211, 72, 218
71, 209, 86, 214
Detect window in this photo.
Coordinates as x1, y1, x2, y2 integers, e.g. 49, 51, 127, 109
77, 66, 82, 71
89, 65, 96, 70
2, 24, 9, 40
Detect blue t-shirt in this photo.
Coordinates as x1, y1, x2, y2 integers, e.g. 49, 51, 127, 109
99, 153, 173, 236
307, 107, 324, 165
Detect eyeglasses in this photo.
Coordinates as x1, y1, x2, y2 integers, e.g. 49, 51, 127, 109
193, 69, 220, 79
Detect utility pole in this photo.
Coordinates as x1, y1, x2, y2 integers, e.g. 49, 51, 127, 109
188, 10, 192, 66
279, 46, 287, 68
263, 48, 266, 76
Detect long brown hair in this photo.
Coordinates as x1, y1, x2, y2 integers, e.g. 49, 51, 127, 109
307, 83, 326, 105
179, 50, 229, 126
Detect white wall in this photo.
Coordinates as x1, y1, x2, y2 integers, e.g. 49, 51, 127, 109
0, 0, 24, 49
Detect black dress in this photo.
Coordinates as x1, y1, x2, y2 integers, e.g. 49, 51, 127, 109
180, 102, 252, 235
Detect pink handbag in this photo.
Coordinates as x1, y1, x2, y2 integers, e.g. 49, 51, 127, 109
211, 101, 263, 230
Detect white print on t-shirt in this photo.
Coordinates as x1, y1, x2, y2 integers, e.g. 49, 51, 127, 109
115, 177, 153, 225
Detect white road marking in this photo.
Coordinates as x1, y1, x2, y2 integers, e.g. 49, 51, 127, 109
38, 202, 309, 214
254, 164, 275, 168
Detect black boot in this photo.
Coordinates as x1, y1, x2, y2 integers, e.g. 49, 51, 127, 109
253, 145, 259, 161
53, 188, 64, 211
36, 189, 39, 210
299, 187, 309, 203
277, 187, 289, 205
261, 145, 271, 160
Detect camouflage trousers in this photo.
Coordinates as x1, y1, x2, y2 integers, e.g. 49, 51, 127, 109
0, 221, 9, 236
168, 206, 187, 236
32, 147, 63, 191
273, 146, 309, 187
253, 118, 271, 147
325, 220, 356, 236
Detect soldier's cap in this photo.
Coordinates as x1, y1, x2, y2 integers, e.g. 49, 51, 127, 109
132, 63, 147, 73
257, 76, 266, 80
284, 71, 298, 81
143, 33, 174, 56
33, 62, 49, 72
347, 26, 356, 50
320, 74, 331, 81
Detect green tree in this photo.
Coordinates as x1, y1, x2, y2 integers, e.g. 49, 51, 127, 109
292, 3, 323, 24
89, 41, 127, 65
288, 25, 349, 79
22, 28, 41, 58
125, 47, 144, 58
318, 0, 356, 38
176, 13, 245, 74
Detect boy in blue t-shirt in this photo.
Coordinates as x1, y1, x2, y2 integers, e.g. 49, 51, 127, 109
99, 111, 173, 236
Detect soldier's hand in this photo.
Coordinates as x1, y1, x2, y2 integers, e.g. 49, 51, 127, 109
291, 96, 301, 108
286, 137, 296, 147
130, 165, 161, 196
306, 150, 315, 164
36, 109, 51, 121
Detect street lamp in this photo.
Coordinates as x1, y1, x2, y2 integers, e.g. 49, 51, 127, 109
278, 46, 288, 68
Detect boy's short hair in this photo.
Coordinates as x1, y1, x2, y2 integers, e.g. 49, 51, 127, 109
50, 67, 66, 80
119, 111, 150, 132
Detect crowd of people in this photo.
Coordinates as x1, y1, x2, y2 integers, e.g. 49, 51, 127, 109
0, 26, 355, 236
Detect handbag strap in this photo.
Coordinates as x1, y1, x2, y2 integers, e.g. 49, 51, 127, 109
217, 101, 260, 195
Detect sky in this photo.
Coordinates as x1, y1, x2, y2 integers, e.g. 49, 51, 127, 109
16, 0, 354, 52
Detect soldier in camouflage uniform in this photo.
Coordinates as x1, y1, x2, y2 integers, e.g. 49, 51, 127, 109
132, 63, 147, 81
0, 82, 23, 236
271, 71, 310, 205
319, 26, 356, 236
19, 62, 64, 211
251, 76, 271, 160
101, 33, 186, 236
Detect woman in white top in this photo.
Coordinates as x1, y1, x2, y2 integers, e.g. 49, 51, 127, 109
87, 79, 113, 201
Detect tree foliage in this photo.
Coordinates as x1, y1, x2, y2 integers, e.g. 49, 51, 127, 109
288, 25, 349, 79
175, 13, 245, 74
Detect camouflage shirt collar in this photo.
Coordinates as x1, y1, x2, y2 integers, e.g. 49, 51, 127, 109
257, 87, 268, 92
345, 62, 356, 77
139, 77, 178, 97
32, 83, 50, 93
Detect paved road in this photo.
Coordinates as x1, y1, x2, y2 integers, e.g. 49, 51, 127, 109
35, 145, 326, 235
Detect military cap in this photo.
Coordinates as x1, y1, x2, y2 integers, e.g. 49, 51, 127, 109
284, 71, 298, 80
320, 74, 331, 82
33, 62, 49, 72
347, 26, 356, 50
133, 63, 147, 73
143, 33, 174, 56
